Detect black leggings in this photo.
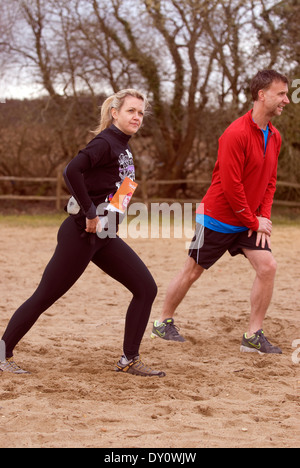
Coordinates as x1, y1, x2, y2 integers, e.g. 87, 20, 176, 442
2, 217, 157, 360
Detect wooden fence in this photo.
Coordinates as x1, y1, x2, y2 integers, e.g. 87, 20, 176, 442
0, 173, 300, 209
0, 166, 66, 211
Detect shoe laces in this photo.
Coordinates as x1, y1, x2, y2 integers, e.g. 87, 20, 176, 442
256, 330, 275, 349
165, 321, 182, 337
132, 357, 152, 372
133, 358, 164, 376
1, 358, 26, 373
7, 358, 24, 371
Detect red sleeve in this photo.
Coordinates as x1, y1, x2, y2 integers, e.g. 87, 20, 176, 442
218, 132, 259, 231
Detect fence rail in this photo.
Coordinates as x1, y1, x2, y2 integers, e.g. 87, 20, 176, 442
0, 168, 66, 210
1, 175, 300, 209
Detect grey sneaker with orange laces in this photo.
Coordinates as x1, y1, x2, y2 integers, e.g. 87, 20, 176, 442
115, 355, 166, 377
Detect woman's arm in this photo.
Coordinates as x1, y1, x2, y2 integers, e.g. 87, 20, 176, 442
63, 139, 110, 220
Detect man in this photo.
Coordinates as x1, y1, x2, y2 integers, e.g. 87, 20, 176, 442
152, 70, 290, 354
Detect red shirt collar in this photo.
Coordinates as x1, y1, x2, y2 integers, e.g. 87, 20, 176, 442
247, 109, 275, 133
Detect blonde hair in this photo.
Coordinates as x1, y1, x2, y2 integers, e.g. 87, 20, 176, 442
93, 88, 149, 135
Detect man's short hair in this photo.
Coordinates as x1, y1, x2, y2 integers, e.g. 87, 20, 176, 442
250, 70, 289, 101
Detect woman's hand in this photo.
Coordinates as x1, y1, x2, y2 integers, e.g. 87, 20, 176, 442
85, 217, 100, 234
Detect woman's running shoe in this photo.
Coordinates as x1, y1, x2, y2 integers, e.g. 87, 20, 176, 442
115, 355, 166, 377
0, 357, 30, 374
240, 329, 282, 354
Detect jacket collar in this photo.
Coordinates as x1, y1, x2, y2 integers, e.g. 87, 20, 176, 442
247, 109, 275, 133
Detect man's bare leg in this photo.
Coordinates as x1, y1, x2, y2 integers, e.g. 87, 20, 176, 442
243, 249, 277, 335
159, 257, 204, 323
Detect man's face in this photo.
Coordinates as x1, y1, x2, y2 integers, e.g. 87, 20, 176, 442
259, 80, 290, 117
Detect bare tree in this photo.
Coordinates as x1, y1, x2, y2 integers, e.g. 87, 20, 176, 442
1, 0, 299, 195
65, 0, 219, 187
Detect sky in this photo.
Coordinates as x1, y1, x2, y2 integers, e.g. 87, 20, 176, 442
0, 72, 44, 101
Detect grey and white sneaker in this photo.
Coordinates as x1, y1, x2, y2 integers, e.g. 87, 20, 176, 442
0, 357, 30, 374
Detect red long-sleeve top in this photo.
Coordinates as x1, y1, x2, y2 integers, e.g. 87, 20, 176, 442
201, 110, 282, 231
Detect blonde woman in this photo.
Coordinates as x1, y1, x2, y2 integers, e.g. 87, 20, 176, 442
1, 89, 165, 378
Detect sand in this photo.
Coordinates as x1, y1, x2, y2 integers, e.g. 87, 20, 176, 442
0, 221, 299, 448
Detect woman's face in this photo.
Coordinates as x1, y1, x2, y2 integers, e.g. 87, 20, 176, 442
112, 96, 145, 135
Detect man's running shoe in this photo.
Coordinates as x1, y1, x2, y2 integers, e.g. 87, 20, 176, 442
0, 357, 30, 374
151, 318, 185, 342
240, 329, 282, 355
115, 355, 166, 378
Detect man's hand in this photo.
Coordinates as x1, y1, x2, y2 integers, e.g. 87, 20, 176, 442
257, 216, 272, 236
248, 217, 272, 248
248, 231, 271, 249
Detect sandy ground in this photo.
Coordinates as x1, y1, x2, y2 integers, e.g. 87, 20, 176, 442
0, 220, 299, 448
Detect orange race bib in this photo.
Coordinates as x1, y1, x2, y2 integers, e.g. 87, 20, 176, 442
107, 177, 138, 214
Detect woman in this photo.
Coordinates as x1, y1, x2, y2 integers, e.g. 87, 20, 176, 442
0, 89, 165, 378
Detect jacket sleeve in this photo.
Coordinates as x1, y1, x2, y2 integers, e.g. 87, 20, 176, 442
258, 133, 281, 219
218, 131, 260, 231
63, 138, 110, 219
